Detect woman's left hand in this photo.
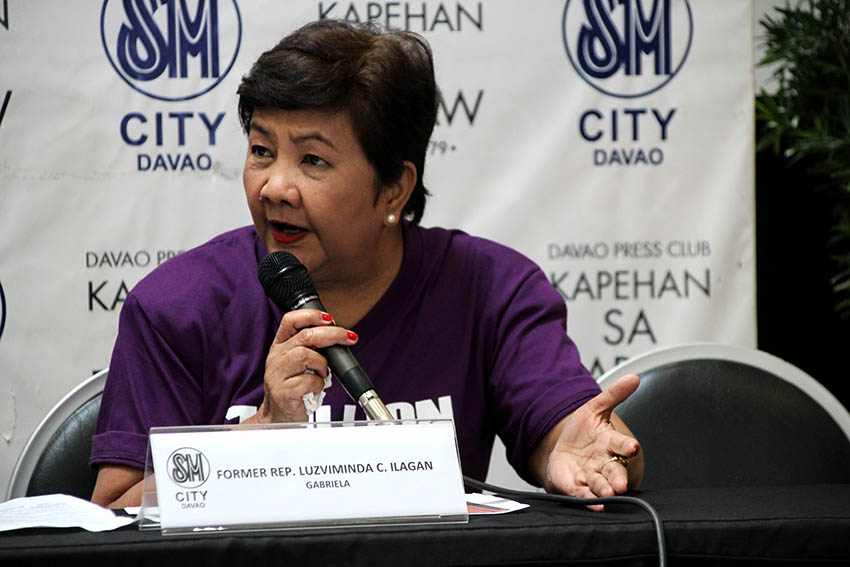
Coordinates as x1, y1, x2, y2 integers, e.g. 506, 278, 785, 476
533, 373, 644, 510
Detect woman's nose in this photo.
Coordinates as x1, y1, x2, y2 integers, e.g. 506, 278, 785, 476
260, 167, 302, 208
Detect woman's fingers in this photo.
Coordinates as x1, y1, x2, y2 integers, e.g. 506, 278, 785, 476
272, 309, 335, 344
585, 373, 640, 418
598, 456, 630, 494
587, 468, 617, 499
259, 309, 360, 423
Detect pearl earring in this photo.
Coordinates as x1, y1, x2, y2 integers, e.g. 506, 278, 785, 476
387, 213, 398, 225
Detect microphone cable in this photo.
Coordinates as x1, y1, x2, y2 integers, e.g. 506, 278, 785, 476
462, 475, 667, 567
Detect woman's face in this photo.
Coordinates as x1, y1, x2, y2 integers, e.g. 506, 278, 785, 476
243, 108, 390, 286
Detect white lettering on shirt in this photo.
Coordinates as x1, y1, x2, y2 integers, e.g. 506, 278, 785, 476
226, 405, 258, 422
227, 395, 453, 424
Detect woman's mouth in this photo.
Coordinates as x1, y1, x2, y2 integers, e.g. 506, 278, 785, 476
269, 221, 308, 244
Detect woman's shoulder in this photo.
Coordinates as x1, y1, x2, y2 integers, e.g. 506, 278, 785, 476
414, 224, 540, 276
403, 224, 551, 315
403, 224, 565, 338
128, 226, 264, 312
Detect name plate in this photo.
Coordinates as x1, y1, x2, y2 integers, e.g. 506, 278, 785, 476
141, 419, 468, 533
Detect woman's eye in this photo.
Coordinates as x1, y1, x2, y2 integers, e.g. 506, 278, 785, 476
303, 154, 329, 167
251, 145, 271, 158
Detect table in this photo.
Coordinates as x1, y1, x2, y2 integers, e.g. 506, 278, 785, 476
2, 484, 849, 566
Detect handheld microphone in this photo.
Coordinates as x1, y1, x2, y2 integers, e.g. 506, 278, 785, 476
257, 251, 394, 421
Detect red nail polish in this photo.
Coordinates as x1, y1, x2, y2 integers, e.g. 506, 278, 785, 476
321, 313, 333, 321
347, 331, 358, 341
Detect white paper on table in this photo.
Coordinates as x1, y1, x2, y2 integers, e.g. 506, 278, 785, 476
0, 494, 137, 532
465, 493, 530, 515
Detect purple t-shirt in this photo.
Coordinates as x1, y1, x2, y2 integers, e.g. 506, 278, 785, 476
91, 223, 599, 483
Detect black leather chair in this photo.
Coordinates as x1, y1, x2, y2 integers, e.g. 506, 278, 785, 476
5, 369, 107, 501
598, 344, 850, 489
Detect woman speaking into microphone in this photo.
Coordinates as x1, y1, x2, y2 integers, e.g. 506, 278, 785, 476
89, 19, 643, 509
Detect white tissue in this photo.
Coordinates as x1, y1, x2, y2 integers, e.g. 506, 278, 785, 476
302, 371, 333, 416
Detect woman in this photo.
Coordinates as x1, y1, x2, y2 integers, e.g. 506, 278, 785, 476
90, 19, 643, 509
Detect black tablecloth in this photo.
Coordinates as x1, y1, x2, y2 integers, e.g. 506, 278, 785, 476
2, 484, 849, 566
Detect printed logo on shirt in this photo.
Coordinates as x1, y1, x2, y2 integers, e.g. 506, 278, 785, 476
167, 447, 210, 488
226, 395, 455, 424
562, 0, 693, 99
100, 0, 243, 101
0, 280, 6, 341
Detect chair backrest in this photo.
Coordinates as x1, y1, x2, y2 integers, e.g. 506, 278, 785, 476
599, 344, 850, 490
5, 369, 107, 501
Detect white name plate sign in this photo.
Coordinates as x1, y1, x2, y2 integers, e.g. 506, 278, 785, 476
143, 419, 468, 533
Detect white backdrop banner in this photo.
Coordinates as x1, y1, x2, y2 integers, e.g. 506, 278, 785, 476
0, 0, 754, 493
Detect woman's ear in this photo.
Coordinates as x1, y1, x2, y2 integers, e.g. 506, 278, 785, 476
381, 161, 417, 219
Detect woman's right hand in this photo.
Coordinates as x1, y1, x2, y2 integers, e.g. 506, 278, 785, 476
249, 309, 358, 423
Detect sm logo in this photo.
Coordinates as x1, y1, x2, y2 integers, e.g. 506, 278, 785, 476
100, 0, 242, 101
167, 447, 210, 488
562, 0, 693, 98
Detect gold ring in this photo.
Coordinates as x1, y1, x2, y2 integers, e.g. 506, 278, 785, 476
600, 454, 629, 471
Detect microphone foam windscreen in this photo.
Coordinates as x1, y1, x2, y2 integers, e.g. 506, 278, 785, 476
257, 251, 317, 310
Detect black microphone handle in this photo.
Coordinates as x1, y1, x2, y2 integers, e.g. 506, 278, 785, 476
297, 297, 393, 421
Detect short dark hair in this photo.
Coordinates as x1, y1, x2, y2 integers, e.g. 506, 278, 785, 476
237, 19, 439, 224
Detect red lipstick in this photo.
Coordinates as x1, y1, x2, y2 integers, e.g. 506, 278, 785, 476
271, 230, 307, 244
269, 221, 308, 245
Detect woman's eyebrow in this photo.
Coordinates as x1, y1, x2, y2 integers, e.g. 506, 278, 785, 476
290, 131, 337, 150
248, 121, 275, 140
